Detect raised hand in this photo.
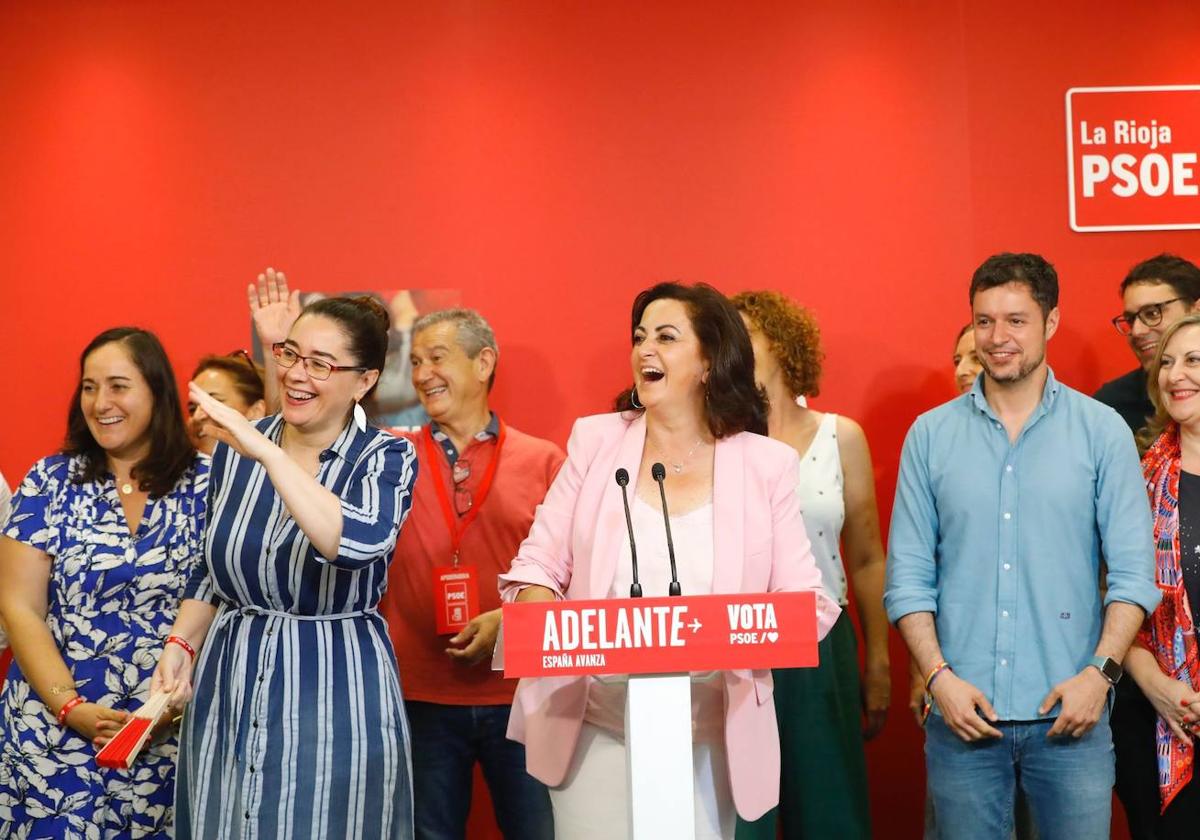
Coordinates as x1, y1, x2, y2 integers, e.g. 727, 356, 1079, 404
188, 382, 275, 462
249, 267, 302, 347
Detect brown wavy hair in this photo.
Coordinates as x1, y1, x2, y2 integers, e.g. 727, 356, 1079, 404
613, 282, 767, 438
191, 352, 265, 407
1137, 313, 1200, 454
65, 327, 195, 497
730, 290, 823, 399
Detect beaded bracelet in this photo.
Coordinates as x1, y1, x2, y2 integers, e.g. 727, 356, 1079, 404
57, 695, 85, 726
166, 635, 196, 660
924, 661, 951, 693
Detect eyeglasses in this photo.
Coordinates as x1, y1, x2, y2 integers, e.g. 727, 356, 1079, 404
453, 458, 472, 516
1111, 298, 1186, 335
271, 343, 368, 381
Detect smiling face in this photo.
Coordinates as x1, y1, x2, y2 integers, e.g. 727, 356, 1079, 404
80, 341, 155, 462
953, 329, 983, 394
1157, 323, 1200, 429
189, 367, 265, 455
1123, 281, 1196, 371
409, 321, 493, 424
631, 298, 709, 414
971, 282, 1058, 387
279, 314, 377, 433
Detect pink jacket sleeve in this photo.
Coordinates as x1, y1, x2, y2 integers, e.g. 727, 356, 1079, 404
498, 419, 591, 601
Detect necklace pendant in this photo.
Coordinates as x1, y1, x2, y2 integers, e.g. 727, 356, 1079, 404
672, 463, 683, 474
120, 482, 134, 495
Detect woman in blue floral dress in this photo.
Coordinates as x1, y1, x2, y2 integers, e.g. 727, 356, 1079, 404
0, 328, 206, 839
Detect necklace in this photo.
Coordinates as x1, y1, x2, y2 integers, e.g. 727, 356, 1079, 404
654, 438, 704, 474
119, 481, 135, 495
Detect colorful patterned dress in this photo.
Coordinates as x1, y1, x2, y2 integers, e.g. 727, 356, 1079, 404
174, 416, 417, 839
0, 453, 208, 839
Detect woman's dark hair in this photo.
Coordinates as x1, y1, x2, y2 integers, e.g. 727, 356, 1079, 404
299, 295, 391, 398
191, 352, 265, 407
613, 282, 767, 438
65, 327, 195, 497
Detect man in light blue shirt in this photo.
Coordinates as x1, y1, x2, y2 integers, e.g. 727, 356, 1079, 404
885, 252, 1160, 840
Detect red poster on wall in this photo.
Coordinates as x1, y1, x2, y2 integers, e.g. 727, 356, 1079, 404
1066, 85, 1200, 232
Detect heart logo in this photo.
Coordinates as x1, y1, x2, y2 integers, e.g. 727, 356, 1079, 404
765, 632, 779, 643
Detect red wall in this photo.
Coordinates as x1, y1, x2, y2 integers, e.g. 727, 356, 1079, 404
2, 3, 1198, 836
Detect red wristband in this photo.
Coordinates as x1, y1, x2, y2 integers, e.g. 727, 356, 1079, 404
166, 635, 196, 660
57, 695, 85, 726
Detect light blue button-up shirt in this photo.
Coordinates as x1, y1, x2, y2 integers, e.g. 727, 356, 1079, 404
884, 368, 1160, 721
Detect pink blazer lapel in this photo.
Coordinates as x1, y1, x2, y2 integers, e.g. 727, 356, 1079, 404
711, 433, 745, 594
588, 413, 648, 597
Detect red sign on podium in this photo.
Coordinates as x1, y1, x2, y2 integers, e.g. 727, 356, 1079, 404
501, 591, 818, 678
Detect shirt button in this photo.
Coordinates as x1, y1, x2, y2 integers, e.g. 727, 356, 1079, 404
1006, 465, 1013, 472
995, 423, 1002, 430
1002, 610, 1009, 617
1003, 512, 1012, 520
1000, 659, 1008, 666
1003, 563, 1011, 570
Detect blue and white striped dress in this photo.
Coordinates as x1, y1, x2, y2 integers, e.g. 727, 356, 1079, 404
175, 416, 417, 839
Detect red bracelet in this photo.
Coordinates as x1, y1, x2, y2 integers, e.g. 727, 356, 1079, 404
57, 695, 85, 726
166, 635, 196, 660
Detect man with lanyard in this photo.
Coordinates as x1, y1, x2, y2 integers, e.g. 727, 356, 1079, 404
885, 253, 1159, 839
382, 308, 563, 840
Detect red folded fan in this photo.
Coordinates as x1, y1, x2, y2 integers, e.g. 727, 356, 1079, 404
96, 692, 171, 770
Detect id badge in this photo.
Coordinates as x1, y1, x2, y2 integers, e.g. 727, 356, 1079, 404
433, 565, 479, 635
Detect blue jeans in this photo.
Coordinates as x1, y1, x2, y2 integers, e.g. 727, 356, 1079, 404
405, 700, 553, 840
924, 713, 1114, 840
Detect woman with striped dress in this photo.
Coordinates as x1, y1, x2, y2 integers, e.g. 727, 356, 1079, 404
153, 295, 418, 839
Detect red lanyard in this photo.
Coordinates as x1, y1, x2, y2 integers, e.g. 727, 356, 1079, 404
423, 420, 507, 565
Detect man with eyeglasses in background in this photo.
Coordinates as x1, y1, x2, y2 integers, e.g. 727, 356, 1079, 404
1095, 253, 1200, 840
1096, 254, 1200, 434
380, 308, 563, 840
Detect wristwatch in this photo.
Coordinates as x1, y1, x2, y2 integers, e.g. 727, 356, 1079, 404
1088, 655, 1123, 685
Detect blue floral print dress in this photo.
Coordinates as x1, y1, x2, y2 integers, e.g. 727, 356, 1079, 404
0, 453, 207, 839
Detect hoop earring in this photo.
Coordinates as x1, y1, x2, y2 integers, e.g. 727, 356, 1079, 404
630, 388, 643, 410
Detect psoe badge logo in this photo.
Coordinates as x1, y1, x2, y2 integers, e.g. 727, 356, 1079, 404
726, 602, 779, 645
1066, 85, 1200, 232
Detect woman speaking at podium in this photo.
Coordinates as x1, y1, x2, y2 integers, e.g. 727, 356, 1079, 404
499, 282, 840, 839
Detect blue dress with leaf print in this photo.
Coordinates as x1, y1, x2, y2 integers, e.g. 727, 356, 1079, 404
0, 453, 207, 840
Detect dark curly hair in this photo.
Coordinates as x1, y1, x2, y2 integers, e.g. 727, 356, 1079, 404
730, 290, 823, 399
65, 327, 195, 497
969, 252, 1058, 319
613, 282, 767, 438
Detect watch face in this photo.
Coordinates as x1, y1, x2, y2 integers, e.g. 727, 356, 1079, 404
1097, 657, 1122, 683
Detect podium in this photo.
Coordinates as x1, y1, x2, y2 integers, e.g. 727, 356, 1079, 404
502, 591, 819, 840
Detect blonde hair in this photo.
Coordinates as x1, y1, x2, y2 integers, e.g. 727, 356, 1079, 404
1136, 313, 1200, 453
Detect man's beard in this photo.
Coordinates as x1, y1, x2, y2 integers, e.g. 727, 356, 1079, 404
981, 348, 1044, 385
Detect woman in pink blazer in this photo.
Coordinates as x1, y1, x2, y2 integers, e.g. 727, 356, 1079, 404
499, 282, 840, 839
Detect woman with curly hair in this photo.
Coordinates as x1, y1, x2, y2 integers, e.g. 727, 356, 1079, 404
731, 290, 888, 840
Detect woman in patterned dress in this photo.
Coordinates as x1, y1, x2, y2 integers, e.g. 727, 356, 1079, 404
0, 327, 207, 839
154, 295, 418, 839
1123, 313, 1200, 836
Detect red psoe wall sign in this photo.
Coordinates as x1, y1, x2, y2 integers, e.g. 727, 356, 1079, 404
1066, 85, 1200, 232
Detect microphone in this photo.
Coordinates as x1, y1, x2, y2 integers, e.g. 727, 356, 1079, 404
650, 463, 682, 596
614, 469, 643, 598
